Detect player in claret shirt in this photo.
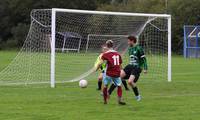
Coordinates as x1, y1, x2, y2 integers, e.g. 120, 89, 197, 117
95, 40, 126, 105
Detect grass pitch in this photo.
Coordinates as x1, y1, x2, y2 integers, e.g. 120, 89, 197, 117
0, 51, 200, 120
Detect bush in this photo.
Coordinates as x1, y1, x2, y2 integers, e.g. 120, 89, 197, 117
11, 23, 29, 47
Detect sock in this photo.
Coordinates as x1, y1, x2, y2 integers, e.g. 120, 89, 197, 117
117, 86, 122, 97
108, 84, 116, 95
132, 86, 139, 96
103, 87, 108, 102
122, 80, 129, 90
98, 81, 102, 90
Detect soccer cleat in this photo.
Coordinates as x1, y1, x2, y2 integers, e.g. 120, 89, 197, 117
117, 97, 126, 105
125, 88, 130, 91
135, 95, 141, 101
118, 101, 126, 105
96, 88, 101, 91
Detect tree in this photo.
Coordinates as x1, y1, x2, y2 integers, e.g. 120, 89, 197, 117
168, 0, 200, 53
1, 0, 200, 52
97, 0, 200, 53
0, 0, 109, 49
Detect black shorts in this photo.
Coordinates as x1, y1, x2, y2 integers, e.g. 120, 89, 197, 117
123, 64, 142, 83
100, 66, 105, 73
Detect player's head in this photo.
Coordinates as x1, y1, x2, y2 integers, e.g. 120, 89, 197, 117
127, 35, 137, 46
106, 40, 114, 49
101, 45, 109, 53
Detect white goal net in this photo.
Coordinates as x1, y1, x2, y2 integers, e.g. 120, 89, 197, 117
0, 9, 171, 87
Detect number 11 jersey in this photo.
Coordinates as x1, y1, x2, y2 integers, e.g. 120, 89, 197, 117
101, 49, 122, 77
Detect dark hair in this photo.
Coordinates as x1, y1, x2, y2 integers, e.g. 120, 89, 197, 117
106, 40, 114, 48
128, 35, 137, 43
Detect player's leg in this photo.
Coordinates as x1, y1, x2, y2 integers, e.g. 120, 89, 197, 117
113, 77, 126, 105
108, 69, 128, 95
97, 73, 103, 90
108, 83, 116, 95
128, 75, 139, 95
133, 75, 141, 101
128, 68, 141, 101
121, 68, 130, 90
103, 75, 111, 104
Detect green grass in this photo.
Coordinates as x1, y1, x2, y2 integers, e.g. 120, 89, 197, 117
0, 51, 167, 84
0, 51, 200, 120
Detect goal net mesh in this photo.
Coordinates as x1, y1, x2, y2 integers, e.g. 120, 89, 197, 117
0, 9, 168, 85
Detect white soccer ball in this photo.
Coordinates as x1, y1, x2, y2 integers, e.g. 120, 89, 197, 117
79, 79, 88, 88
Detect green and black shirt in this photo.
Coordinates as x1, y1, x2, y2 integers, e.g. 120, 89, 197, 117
128, 44, 148, 70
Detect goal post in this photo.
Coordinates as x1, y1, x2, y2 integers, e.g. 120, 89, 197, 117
51, 9, 56, 88
0, 8, 171, 87
168, 17, 172, 82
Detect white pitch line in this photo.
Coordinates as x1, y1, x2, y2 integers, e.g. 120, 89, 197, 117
143, 93, 200, 98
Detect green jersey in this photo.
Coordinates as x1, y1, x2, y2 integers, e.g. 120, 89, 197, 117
128, 44, 148, 70
94, 53, 106, 72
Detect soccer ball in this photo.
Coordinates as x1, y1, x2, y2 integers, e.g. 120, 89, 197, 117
79, 79, 88, 88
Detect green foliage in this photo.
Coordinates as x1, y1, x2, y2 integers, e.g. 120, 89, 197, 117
11, 23, 29, 47
98, 0, 200, 53
168, 0, 200, 53
98, 0, 166, 13
0, 0, 200, 53
0, 0, 105, 49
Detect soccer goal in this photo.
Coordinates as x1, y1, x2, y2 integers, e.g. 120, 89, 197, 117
55, 32, 82, 53
184, 25, 200, 58
0, 8, 171, 87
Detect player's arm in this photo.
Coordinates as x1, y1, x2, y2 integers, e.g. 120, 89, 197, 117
119, 54, 123, 69
94, 54, 104, 71
139, 46, 148, 73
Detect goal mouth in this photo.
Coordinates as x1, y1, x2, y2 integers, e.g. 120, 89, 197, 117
0, 9, 171, 86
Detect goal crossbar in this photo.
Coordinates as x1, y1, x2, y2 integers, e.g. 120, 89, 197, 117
52, 8, 171, 18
